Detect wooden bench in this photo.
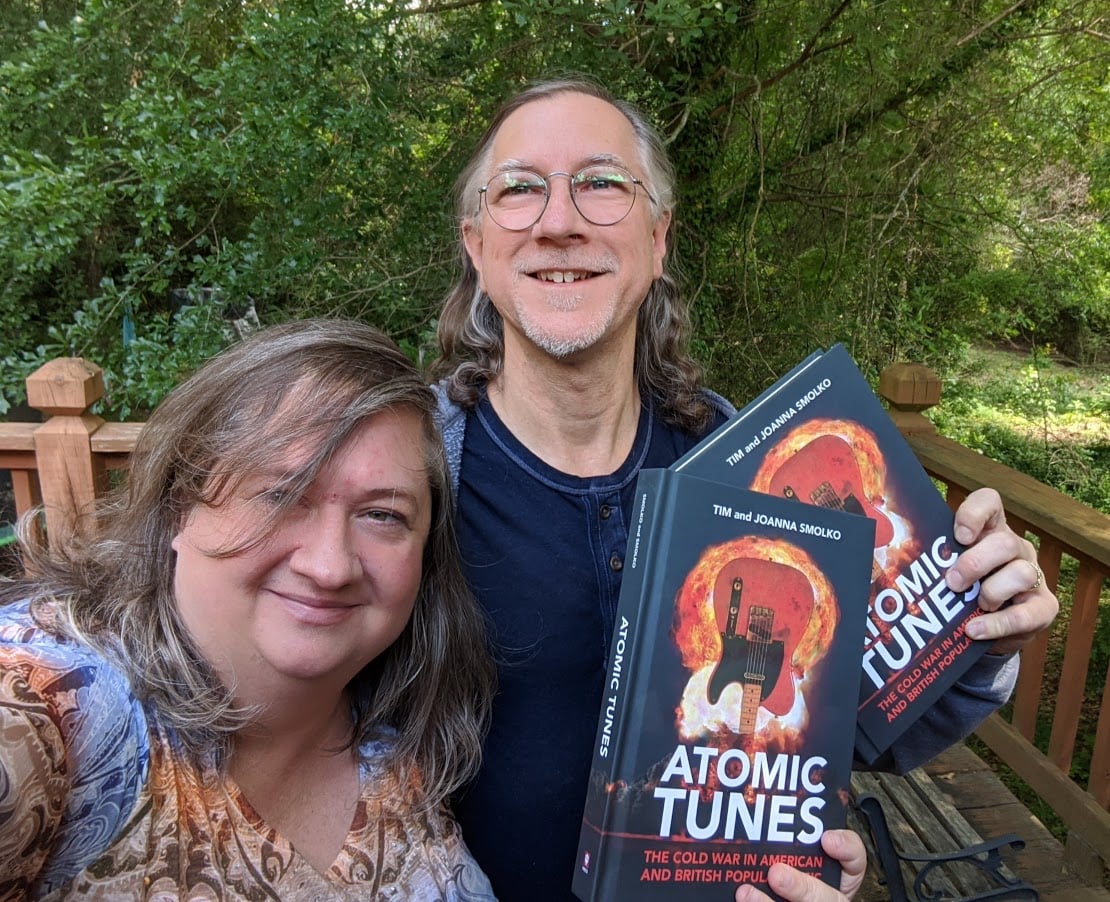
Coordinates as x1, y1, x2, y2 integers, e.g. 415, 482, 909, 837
850, 768, 1037, 900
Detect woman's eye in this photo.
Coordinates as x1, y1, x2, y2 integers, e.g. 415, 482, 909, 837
249, 483, 298, 508
365, 508, 405, 525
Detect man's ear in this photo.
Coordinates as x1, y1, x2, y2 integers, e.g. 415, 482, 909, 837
462, 220, 486, 291
651, 209, 672, 280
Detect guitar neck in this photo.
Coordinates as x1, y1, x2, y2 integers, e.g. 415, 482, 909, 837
739, 605, 775, 735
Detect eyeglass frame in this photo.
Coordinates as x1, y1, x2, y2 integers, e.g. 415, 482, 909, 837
476, 165, 659, 232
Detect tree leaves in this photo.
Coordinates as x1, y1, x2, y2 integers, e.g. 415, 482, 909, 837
0, 0, 1106, 417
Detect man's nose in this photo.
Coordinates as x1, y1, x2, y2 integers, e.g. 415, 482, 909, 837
532, 173, 586, 236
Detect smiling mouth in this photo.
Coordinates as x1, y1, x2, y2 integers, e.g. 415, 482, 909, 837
532, 269, 598, 284
276, 593, 360, 627
287, 596, 351, 609
272, 588, 357, 612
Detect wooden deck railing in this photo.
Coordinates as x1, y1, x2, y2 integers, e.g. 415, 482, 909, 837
881, 363, 1110, 883
0, 358, 142, 547
3, 356, 1110, 880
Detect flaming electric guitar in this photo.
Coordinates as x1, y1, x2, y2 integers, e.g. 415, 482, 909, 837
769, 434, 894, 547
706, 578, 785, 735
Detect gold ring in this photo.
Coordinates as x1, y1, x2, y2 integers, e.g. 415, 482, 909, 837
1027, 560, 1044, 592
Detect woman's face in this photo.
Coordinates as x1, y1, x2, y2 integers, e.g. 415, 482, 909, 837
171, 408, 433, 694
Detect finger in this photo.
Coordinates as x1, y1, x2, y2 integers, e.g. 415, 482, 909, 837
966, 594, 1059, 653
765, 863, 847, 902
952, 487, 1005, 545
968, 556, 1045, 613
946, 531, 1035, 593
822, 829, 866, 896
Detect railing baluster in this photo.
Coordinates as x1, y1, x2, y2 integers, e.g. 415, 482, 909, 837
1089, 651, 1110, 808
10, 469, 41, 521
1046, 558, 1102, 773
1013, 627, 1051, 742
1012, 537, 1062, 740
944, 484, 969, 510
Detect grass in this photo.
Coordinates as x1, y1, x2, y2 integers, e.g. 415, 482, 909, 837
930, 343, 1110, 514
927, 342, 1110, 864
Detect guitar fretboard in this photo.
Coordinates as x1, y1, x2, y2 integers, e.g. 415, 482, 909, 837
740, 605, 775, 734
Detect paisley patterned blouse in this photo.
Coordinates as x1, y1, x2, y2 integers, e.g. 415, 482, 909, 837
0, 600, 495, 900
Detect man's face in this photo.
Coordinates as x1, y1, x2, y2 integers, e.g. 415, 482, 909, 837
462, 92, 670, 363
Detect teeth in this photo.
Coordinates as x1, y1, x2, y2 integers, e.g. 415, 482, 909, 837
537, 270, 589, 283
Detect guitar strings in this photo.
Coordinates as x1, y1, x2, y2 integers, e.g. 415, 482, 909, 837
743, 606, 773, 732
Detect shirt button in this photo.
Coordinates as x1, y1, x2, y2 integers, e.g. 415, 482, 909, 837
609, 553, 623, 572
600, 504, 612, 520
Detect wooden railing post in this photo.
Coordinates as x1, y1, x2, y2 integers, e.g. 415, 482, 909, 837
878, 362, 942, 434
26, 358, 107, 547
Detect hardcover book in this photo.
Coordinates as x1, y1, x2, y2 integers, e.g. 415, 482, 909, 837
572, 469, 874, 901
673, 343, 989, 763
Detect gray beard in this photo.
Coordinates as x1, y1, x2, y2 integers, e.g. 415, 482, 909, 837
520, 309, 611, 359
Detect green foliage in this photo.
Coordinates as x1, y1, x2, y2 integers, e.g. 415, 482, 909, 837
1, 0, 1107, 417
6, 293, 233, 419
937, 347, 1110, 847
930, 348, 1110, 513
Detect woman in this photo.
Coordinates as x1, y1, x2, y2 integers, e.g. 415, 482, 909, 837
0, 319, 497, 899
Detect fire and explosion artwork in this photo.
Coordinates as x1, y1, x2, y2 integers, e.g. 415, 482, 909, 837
752, 417, 907, 556
673, 540, 833, 747
751, 416, 982, 709
653, 541, 842, 849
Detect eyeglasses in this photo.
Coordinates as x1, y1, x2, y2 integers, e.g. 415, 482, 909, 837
477, 165, 656, 231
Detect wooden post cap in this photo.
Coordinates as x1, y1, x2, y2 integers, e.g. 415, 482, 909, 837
26, 358, 105, 416
878, 363, 942, 410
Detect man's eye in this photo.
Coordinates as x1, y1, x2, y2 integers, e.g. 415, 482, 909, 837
496, 178, 545, 199
576, 173, 628, 193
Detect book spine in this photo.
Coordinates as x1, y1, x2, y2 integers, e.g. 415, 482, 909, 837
572, 468, 670, 901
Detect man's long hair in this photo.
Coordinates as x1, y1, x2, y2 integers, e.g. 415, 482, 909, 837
433, 77, 715, 435
3, 319, 495, 808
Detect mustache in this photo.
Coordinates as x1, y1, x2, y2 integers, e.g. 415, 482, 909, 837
515, 253, 619, 275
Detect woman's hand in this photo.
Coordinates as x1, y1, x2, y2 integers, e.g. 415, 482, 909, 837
733, 829, 867, 901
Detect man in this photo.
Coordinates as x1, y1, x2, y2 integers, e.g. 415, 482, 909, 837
433, 78, 1057, 901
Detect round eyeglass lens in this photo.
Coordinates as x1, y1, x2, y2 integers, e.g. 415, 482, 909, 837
482, 165, 640, 230
483, 171, 548, 231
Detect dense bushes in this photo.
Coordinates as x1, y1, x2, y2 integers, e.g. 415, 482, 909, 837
1, 0, 1107, 418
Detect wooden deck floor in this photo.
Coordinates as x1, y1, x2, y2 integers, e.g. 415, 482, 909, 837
850, 742, 1110, 900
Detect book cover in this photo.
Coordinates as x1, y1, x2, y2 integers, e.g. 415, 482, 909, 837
572, 469, 874, 901
673, 344, 989, 763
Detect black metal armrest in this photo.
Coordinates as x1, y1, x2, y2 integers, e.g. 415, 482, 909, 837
855, 792, 1039, 901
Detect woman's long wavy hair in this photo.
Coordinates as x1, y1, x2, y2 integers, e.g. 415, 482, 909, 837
3, 318, 495, 808
432, 76, 715, 435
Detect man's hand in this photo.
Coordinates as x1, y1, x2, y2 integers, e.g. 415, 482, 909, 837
944, 487, 1060, 656
733, 830, 866, 902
